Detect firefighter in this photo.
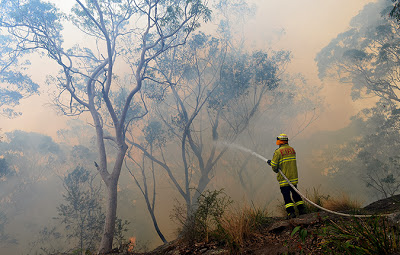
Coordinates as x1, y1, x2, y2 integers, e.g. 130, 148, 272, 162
267, 134, 306, 219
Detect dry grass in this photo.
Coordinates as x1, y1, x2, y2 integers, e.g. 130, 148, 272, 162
220, 204, 269, 248
323, 193, 362, 212
304, 187, 329, 213
220, 209, 251, 246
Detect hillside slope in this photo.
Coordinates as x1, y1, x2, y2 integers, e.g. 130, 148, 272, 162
133, 195, 400, 255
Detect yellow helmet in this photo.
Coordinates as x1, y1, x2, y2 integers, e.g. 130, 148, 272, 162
277, 133, 288, 141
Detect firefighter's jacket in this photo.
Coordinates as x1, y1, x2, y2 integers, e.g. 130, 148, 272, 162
270, 144, 298, 187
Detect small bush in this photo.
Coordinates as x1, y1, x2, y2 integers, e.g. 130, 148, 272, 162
171, 189, 232, 244
172, 190, 271, 253
194, 189, 233, 243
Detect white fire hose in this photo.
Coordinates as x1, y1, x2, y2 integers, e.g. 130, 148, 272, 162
224, 142, 387, 218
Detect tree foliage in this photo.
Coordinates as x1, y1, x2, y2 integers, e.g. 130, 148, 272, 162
316, 0, 400, 102
33, 166, 128, 254
0, 131, 67, 252
125, 2, 320, 232
354, 104, 400, 198
0, 211, 17, 247
0, 130, 63, 189
0, 32, 39, 118
390, 0, 400, 22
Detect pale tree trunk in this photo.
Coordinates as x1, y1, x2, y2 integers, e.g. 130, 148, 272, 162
98, 145, 127, 253
98, 180, 118, 253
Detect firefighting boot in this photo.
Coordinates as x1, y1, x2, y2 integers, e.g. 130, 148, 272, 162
286, 205, 296, 219
287, 212, 296, 219
297, 204, 307, 216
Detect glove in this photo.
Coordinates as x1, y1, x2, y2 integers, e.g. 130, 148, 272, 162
267, 160, 271, 166
273, 168, 279, 173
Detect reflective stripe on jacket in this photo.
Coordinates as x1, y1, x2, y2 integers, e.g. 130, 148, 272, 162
270, 144, 298, 187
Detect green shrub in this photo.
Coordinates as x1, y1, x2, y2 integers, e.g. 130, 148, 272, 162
194, 189, 233, 243
319, 217, 400, 254
173, 189, 232, 244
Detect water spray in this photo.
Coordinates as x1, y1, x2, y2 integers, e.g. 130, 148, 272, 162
220, 142, 381, 218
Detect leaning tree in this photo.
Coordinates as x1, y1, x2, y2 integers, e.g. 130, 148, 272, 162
0, 0, 210, 252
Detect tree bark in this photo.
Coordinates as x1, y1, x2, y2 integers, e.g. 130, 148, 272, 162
98, 179, 118, 254
98, 144, 127, 253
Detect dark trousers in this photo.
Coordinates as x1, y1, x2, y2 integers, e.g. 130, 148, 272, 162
280, 185, 305, 215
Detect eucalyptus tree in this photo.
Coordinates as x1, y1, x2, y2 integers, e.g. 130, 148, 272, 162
390, 0, 400, 22
55, 167, 128, 254
316, 0, 400, 104
315, 0, 400, 198
0, 156, 17, 247
0, 131, 63, 205
57, 167, 105, 254
0, 158, 13, 179
0, 0, 210, 252
125, 1, 320, 222
0, 212, 17, 248
127, 31, 291, 218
